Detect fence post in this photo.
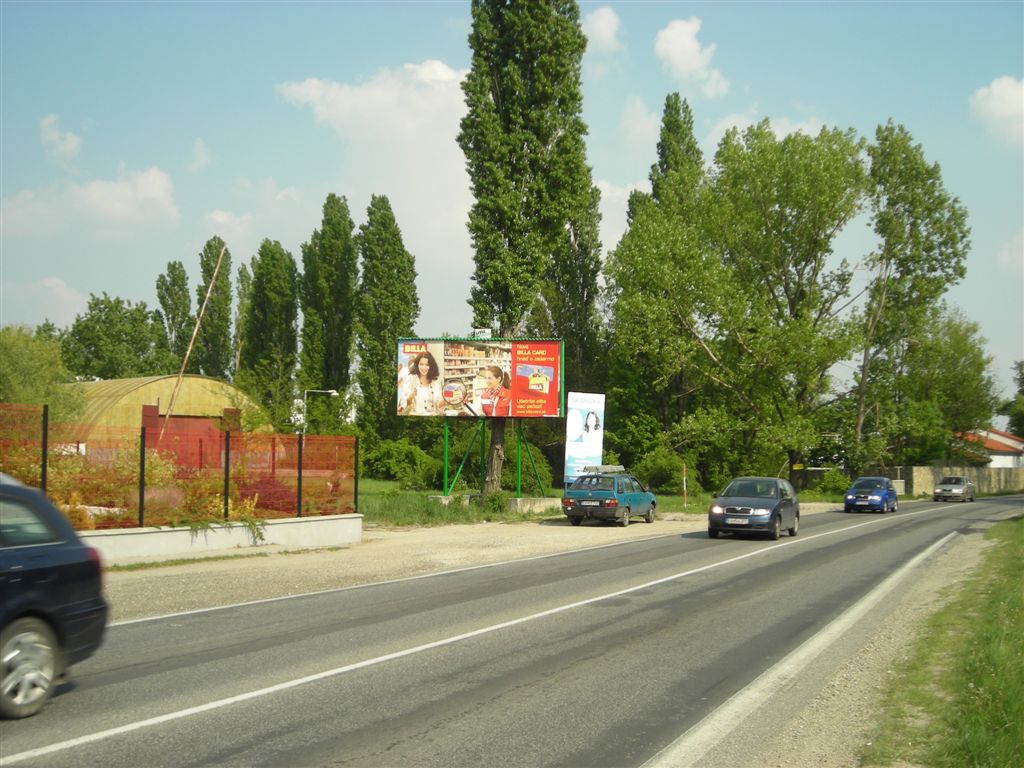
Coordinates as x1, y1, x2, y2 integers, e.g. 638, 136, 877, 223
40, 404, 49, 494
138, 426, 146, 527
353, 436, 358, 515
296, 433, 303, 518
223, 430, 230, 521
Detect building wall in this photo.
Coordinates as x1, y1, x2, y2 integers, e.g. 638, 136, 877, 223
904, 465, 1024, 496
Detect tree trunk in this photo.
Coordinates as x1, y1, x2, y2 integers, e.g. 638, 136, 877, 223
485, 418, 506, 493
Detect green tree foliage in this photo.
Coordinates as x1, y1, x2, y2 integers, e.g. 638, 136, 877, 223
193, 236, 233, 379
236, 240, 299, 428
999, 361, 1024, 437
61, 293, 176, 379
300, 194, 358, 399
155, 260, 194, 366
604, 95, 706, 446
232, 262, 252, 376
354, 194, 419, 442
0, 325, 85, 420
458, 0, 601, 490
852, 121, 972, 458
898, 306, 1000, 458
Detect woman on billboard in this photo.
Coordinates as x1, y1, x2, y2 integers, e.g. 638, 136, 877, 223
480, 365, 512, 417
399, 351, 444, 415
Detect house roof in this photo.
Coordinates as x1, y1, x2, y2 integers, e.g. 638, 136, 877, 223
962, 429, 1024, 456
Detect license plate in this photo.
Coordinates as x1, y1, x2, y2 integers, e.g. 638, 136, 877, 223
580, 500, 600, 507
856, 501, 869, 505
726, 517, 749, 525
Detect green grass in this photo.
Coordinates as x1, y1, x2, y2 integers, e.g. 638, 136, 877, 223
105, 552, 271, 571
860, 516, 1024, 767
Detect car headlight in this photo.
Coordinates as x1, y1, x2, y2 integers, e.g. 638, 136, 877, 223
710, 504, 724, 515
845, 494, 855, 500
869, 494, 881, 501
753, 507, 771, 515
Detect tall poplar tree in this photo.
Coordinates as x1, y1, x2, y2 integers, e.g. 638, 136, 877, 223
232, 263, 252, 377
458, 0, 601, 490
354, 194, 419, 441
300, 194, 358, 398
155, 260, 194, 366
236, 240, 299, 428
194, 236, 233, 379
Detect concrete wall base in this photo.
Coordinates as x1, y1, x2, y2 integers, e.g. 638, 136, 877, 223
81, 514, 362, 565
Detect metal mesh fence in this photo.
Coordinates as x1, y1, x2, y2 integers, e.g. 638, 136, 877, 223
0, 404, 357, 529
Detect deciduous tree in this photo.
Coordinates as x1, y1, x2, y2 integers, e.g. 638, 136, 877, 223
354, 194, 418, 441
457, 0, 601, 491
155, 261, 194, 366
193, 237, 233, 379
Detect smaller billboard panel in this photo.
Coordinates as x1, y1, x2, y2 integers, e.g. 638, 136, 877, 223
397, 339, 563, 418
564, 391, 605, 484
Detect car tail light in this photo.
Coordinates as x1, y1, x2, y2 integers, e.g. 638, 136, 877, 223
561, 498, 572, 508
603, 499, 618, 507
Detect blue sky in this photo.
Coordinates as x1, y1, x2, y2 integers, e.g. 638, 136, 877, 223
2, 1, 1021, 398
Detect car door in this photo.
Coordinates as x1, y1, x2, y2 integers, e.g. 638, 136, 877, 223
627, 476, 650, 514
779, 480, 796, 527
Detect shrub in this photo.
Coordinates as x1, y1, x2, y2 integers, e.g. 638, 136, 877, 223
364, 439, 432, 481
816, 466, 852, 496
634, 446, 695, 494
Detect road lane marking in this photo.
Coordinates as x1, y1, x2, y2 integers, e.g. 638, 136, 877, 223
642, 531, 959, 768
1, 507, 949, 766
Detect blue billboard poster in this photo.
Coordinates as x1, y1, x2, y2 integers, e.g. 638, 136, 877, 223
564, 392, 605, 485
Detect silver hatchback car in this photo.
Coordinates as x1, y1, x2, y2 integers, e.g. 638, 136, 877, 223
933, 475, 976, 502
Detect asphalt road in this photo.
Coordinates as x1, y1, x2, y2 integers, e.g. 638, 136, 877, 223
1, 498, 1017, 768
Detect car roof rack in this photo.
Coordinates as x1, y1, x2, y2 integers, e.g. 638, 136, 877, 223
582, 464, 626, 474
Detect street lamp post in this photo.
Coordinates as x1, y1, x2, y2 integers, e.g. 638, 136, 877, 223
302, 389, 339, 434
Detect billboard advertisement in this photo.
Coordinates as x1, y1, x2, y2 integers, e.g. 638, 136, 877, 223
564, 391, 605, 484
397, 339, 563, 418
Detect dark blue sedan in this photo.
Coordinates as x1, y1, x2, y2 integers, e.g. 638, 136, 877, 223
0, 476, 108, 718
843, 476, 899, 513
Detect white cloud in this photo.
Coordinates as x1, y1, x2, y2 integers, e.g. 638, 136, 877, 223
654, 18, 729, 98
584, 7, 624, 54
189, 138, 210, 172
969, 76, 1024, 147
997, 229, 1023, 274
616, 95, 661, 172
596, 178, 648, 256
702, 107, 823, 157
1, 167, 180, 239
278, 59, 474, 336
39, 114, 81, 161
0, 276, 87, 328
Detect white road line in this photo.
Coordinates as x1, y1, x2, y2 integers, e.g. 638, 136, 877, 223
642, 531, 959, 768
1, 508, 943, 766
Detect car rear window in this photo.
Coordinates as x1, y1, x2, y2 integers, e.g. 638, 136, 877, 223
0, 498, 61, 547
570, 475, 615, 491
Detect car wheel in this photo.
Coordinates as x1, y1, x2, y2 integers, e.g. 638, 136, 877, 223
0, 618, 59, 719
569, 517, 582, 527
788, 515, 799, 537
620, 509, 630, 527
892, 499, 899, 512
769, 515, 781, 541
708, 529, 719, 539
644, 505, 655, 524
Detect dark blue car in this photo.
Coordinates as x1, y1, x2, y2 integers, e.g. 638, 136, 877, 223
843, 476, 898, 513
0, 476, 108, 718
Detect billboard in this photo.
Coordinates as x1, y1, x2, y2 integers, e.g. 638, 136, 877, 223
397, 339, 563, 418
564, 392, 605, 484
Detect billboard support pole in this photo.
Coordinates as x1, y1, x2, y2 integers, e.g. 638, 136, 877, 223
446, 419, 485, 496
443, 420, 449, 496
515, 420, 522, 498
516, 421, 544, 498
480, 419, 486, 495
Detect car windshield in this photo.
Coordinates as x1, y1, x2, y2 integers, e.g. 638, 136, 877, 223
852, 478, 885, 490
570, 475, 615, 491
723, 480, 778, 499
939, 477, 963, 485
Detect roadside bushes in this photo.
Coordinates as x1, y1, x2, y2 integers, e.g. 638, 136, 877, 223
362, 438, 440, 490
633, 446, 702, 495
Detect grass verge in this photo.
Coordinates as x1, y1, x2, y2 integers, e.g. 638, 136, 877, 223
860, 515, 1023, 767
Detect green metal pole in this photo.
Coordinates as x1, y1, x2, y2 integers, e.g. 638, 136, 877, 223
516, 421, 522, 498
480, 419, 486, 495
443, 419, 449, 496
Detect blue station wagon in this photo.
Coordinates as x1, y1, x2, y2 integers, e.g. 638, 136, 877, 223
562, 469, 656, 527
